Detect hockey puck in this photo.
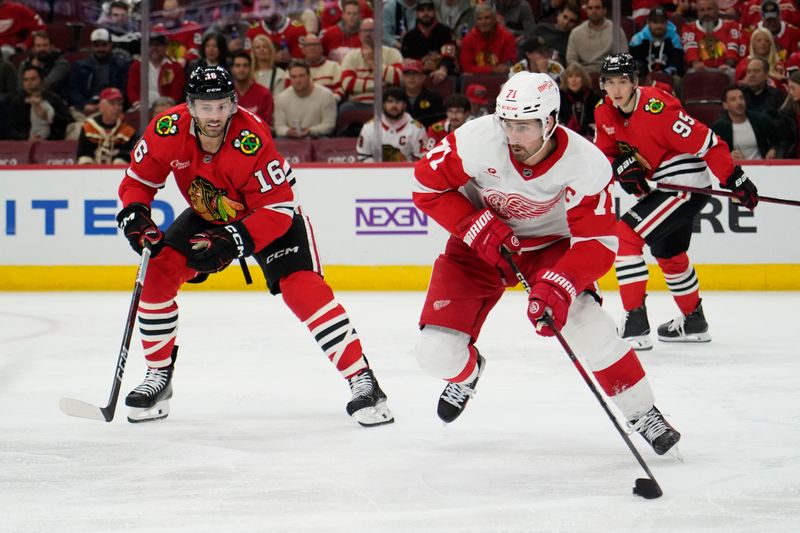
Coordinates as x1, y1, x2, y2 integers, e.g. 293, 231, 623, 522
632, 478, 663, 499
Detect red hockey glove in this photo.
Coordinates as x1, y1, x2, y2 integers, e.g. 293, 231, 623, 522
186, 223, 254, 274
723, 166, 758, 210
457, 208, 521, 275
116, 203, 163, 256
613, 153, 650, 196
527, 269, 578, 337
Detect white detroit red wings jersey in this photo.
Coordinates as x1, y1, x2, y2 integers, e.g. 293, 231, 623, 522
119, 104, 296, 252
357, 113, 428, 162
413, 115, 618, 289
594, 86, 736, 188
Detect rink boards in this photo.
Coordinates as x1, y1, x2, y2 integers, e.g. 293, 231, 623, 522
1, 163, 798, 290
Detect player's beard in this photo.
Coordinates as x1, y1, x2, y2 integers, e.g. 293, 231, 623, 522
196, 117, 227, 138
509, 139, 543, 162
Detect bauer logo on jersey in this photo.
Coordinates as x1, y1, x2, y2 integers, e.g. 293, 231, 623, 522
232, 129, 262, 156
644, 98, 665, 114
188, 176, 245, 222
155, 113, 180, 136
483, 189, 563, 220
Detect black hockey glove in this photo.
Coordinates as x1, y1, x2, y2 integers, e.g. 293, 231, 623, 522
723, 166, 758, 210
116, 203, 163, 256
613, 153, 650, 196
186, 222, 255, 274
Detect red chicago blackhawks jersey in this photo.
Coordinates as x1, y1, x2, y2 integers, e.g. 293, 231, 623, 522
119, 104, 296, 252
153, 21, 203, 64
594, 86, 736, 189
247, 18, 307, 59
741, 21, 800, 61
413, 116, 618, 291
681, 19, 742, 68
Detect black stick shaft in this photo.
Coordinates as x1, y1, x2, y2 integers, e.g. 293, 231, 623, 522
503, 252, 661, 486
655, 182, 800, 207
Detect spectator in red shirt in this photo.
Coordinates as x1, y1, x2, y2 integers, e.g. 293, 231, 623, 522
153, 0, 204, 66
459, 3, 517, 74
681, 0, 741, 72
127, 34, 186, 111
321, 0, 363, 58
230, 50, 275, 126
742, 0, 800, 62
0, 0, 47, 59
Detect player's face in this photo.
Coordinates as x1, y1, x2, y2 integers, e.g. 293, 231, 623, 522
603, 75, 636, 110
191, 98, 235, 138
446, 107, 469, 129
500, 118, 547, 162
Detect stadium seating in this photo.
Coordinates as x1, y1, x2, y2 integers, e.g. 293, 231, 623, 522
683, 102, 725, 127
424, 76, 457, 102
335, 107, 374, 137
312, 137, 360, 164
0, 141, 33, 165
459, 73, 507, 105
274, 138, 315, 165
681, 70, 731, 103
30, 140, 78, 165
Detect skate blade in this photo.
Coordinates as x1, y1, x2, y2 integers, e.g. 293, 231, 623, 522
624, 335, 653, 351
658, 332, 711, 343
127, 401, 170, 423
667, 445, 684, 463
352, 400, 394, 427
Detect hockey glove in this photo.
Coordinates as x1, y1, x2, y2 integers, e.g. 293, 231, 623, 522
457, 208, 521, 278
613, 153, 650, 196
116, 203, 163, 256
723, 166, 758, 210
186, 222, 254, 274
527, 269, 578, 337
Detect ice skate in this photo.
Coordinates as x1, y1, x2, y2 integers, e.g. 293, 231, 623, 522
346, 368, 394, 427
657, 300, 711, 343
126, 348, 177, 423
619, 302, 652, 351
628, 405, 681, 455
437, 353, 485, 424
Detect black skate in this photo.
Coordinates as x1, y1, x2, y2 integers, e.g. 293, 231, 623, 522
619, 302, 652, 351
346, 368, 394, 427
657, 300, 711, 343
628, 405, 681, 455
437, 353, 485, 423
125, 347, 177, 423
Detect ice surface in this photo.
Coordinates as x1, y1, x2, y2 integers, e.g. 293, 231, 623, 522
1, 291, 799, 532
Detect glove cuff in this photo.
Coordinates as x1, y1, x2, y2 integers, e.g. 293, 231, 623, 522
116, 202, 150, 229
539, 270, 578, 302
723, 165, 745, 189
225, 222, 255, 258
459, 208, 496, 246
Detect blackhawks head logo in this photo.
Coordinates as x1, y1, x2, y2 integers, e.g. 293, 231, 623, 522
155, 113, 179, 136
188, 176, 245, 222
644, 98, 665, 114
232, 129, 262, 156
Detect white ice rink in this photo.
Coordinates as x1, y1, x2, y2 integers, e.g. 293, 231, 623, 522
1, 290, 799, 532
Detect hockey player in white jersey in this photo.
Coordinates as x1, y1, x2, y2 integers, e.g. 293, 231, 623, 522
357, 86, 428, 162
412, 71, 680, 456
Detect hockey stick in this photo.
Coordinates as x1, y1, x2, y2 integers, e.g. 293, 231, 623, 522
59, 242, 152, 422
654, 182, 800, 207
238, 257, 253, 285
503, 252, 663, 499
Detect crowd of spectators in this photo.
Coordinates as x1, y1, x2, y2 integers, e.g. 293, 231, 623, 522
3, 0, 800, 163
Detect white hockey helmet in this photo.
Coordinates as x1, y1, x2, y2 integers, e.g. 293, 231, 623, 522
495, 71, 560, 141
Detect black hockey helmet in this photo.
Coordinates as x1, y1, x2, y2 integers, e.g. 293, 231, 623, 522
600, 53, 639, 83
186, 65, 235, 101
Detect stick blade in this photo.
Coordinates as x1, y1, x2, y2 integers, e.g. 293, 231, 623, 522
59, 397, 112, 422
633, 478, 663, 499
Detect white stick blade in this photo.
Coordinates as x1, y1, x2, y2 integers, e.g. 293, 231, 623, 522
59, 398, 108, 421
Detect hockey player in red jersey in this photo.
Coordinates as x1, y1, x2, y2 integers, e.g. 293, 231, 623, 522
412, 71, 680, 456
594, 53, 759, 349
116, 65, 393, 427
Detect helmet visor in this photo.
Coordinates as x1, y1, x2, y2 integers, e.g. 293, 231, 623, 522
499, 118, 545, 145
189, 97, 235, 120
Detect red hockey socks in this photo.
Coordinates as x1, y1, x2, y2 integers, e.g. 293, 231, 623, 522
280, 271, 367, 378
656, 253, 700, 315
447, 344, 480, 384
592, 348, 646, 398
615, 223, 648, 311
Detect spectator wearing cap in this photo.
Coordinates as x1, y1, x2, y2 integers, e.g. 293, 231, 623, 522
0, 0, 47, 60
6, 65, 72, 140
76, 87, 137, 164
18, 31, 71, 99
566, 0, 628, 73
712, 85, 781, 159
460, 4, 517, 74
69, 28, 130, 116
426, 93, 471, 148
401, 58, 446, 127
401, 0, 458, 83
527, 3, 580, 65
356, 85, 428, 162
741, 56, 786, 117
321, 0, 363, 58
465, 83, 491, 117
274, 59, 337, 138
740, 0, 800, 33
558, 62, 600, 137
382, 0, 419, 49
339, 18, 403, 113
492, 0, 536, 44
301, 34, 343, 100
741, 0, 800, 63
126, 33, 185, 111
510, 36, 565, 81
629, 7, 684, 77
679, 0, 740, 72
437, 0, 475, 44
230, 50, 274, 126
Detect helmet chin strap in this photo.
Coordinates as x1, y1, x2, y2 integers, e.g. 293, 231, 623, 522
525, 115, 558, 162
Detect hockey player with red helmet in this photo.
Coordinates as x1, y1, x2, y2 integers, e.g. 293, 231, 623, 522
412, 70, 680, 456
115, 65, 393, 427
594, 53, 758, 350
